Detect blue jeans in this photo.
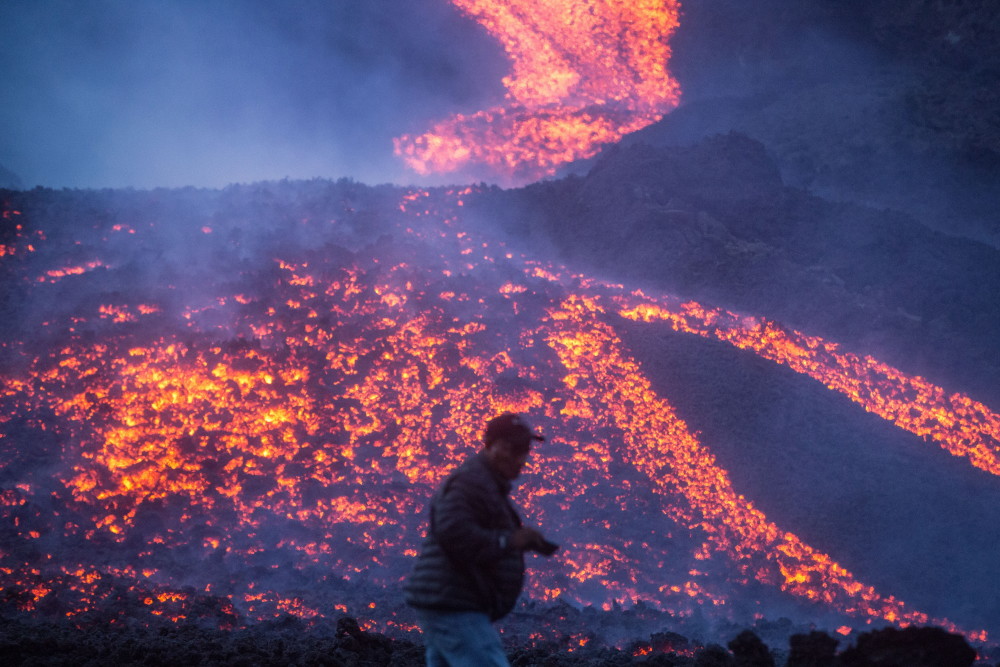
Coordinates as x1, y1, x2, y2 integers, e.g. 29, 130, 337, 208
414, 608, 510, 667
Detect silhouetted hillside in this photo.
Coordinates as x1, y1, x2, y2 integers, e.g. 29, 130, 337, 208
614, 0, 1000, 245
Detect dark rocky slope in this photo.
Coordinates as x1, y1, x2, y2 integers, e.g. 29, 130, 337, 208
615, 0, 1000, 245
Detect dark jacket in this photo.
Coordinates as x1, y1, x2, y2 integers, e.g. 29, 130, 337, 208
404, 452, 525, 621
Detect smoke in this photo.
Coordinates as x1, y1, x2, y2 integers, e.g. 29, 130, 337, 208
0, 0, 507, 190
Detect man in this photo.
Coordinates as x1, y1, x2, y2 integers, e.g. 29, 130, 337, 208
405, 412, 558, 666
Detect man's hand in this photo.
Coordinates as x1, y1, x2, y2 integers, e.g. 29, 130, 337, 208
510, 527, 543, 550
510, 527, 558, 556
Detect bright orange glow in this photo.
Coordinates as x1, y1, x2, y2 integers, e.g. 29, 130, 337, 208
0, 186, 993, 647
42, 260, 105, 282
617, 293, 1000, 478
394, 0, 681, 181
545, 294, 959, 631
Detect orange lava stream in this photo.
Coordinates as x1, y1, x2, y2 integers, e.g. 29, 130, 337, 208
546, 294, 981, 637
616, 293, 1000, 478
394, 0, 681, 181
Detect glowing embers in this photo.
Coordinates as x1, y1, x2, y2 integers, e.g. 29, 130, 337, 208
40, 260, 106, 282
394, 0, 681, 181
0, 210, 31, 259
1, 185, 998, 642
0, 563, 241, 626
52, 343, 314, 531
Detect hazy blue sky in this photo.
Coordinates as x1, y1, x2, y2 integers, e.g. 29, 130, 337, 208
0, 0, 508, 189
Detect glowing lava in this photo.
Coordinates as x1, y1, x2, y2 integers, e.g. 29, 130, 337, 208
616, 295, 1000, 479
0, 187, 994, 648
546, 294, 969, 636
393, 0, 681, 181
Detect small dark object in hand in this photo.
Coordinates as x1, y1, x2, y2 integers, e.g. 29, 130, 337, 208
536, 539, 559, 556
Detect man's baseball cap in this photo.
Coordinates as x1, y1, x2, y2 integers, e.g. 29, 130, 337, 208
484, 412, 545, 449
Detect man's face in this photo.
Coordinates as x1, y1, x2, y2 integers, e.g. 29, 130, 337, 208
485, 438, 531, 480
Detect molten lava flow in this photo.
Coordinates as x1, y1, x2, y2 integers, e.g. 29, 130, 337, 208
0, 185, 995, 647
393, 0, 681, 181
544, 294, 962, 633
616, 293, 1000, 479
